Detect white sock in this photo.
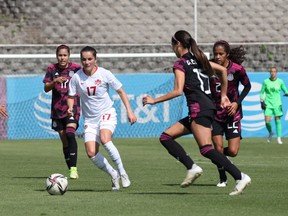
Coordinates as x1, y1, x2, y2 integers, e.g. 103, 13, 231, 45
90, 153, 118, 178
103, 141, 126, 175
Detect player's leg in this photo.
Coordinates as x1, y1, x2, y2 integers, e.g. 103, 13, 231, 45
212, 120, 227, 187
85, 123, 120, 191
274, 105, 283, 144
160, 116, 203, 187
66, 123, 78, 179
99, 108, 130, 188
52, 119, 70, 169
192, 112, 251, 195
264, 108, 273, 142
275, 116, 283, 144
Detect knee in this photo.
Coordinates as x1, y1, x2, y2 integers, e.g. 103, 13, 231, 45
226, 148, 238, 157
86, 148, 96, 158
66, 127, 76, 139
85, 142, 99, 158
214, 144, 224, 153
159, 132, 172, 144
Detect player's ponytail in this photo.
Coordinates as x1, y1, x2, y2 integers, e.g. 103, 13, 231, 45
173, 30, 214, 77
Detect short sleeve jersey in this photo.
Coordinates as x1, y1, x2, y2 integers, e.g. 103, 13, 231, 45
43, 62, 81, 119
210, 60, 250, 122
260, 77, 288, 108
68, 66, 122, 123
173, 52, 215, 114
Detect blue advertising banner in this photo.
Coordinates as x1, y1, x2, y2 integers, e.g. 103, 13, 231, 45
4, 72, 288, 139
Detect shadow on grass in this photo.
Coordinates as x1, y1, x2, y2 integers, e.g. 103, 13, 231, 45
13, 176, 47, 179
129, 191, 222, 195
35, 189, 112, 192
163, 183, 215, 187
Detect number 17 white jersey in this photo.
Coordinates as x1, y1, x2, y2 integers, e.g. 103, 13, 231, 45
68, 66, 122, 124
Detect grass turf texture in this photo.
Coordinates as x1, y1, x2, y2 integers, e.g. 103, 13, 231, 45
0, 137, 287, 216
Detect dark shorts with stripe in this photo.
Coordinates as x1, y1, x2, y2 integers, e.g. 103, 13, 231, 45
52, 115, 79, 131
212, 119, 242, 140
179, 109, 215, 133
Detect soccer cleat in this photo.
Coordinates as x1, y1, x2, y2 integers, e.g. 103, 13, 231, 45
267, 132, 274, 143
216, 180, 227, 188
69, 167, 79, 179
229, 173, 251, 196
111, 175, 120, 191
277, 137, 283, 144
180, 164, 203, 188
120, 173, 131, 188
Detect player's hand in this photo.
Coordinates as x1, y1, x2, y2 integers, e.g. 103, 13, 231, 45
54, 76, 67, 84
142, 95, 155, 106
67, 108, 74, 117
220, 96, 231, 109
226, 102, 238, 116
0, 105, 8, 118
260, 101, 266, 110
128, 112, 137, 125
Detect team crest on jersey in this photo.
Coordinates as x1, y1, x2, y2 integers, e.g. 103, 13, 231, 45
69, 70, 75, 77
95, 79, 101, 86
227, 73, 234, 81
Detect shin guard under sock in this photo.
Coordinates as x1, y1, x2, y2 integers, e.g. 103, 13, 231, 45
200, 144, 241, 180
63, 146, 70, 169
159, 132, 194, 170
66, 127, 78, 167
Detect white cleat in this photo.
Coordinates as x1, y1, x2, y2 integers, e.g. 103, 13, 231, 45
111, 175, 120, 191
216, 181, 227, 188
267, 132, 273, 143
277, 137, 283, 144
180, 164, 203, 188
229, 173, 251, 196
120, 173, 131, 188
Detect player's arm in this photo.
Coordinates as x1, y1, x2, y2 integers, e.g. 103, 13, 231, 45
280, 80, 288, 96
227, 70, 251, 116
67, 96, 75, 117
67, 75, 77, 116
142, 69, 184, 105
116, 87, 137, 125
210, 61, 231, 108
44, 76, 67, 92
236, 69, 251, 105
260, 81, 266, 110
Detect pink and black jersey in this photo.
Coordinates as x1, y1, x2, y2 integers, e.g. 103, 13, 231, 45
210, 60, 251, 122
43, 62, 81, 119
173, 52, 215, 117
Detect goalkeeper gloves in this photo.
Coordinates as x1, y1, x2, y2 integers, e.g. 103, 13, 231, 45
260, 100, 266, 110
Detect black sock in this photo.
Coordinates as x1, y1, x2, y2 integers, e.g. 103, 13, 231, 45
63, 146, 70, 169
223, 147, 230, 156
200, 145, 241, 180
159, 132, 194, 170
216, 164, 227, 182
66, 127, 78, 168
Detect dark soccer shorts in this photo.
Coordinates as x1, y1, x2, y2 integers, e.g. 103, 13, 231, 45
52, 115, 79, 131
212, 120, 242, 140
179, 109, 215, 132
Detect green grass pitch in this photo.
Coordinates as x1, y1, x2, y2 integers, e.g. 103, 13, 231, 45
0, 137, 287, 216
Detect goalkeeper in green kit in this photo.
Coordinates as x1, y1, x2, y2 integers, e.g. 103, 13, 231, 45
260, 67, 288, 144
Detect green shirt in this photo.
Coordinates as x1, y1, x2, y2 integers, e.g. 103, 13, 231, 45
260, 78, 288, 108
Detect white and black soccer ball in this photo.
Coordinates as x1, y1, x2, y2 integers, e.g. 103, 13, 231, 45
46, 173, 68, 195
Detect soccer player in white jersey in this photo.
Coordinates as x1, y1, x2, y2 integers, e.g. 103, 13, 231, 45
67, 46, 137, 191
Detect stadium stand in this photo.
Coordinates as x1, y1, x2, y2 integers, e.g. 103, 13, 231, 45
0, 0, 288, 73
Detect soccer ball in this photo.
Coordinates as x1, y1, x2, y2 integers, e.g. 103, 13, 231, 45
46, 173, 68, 195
